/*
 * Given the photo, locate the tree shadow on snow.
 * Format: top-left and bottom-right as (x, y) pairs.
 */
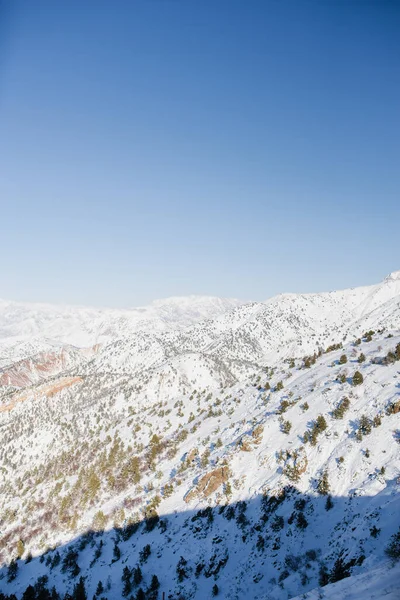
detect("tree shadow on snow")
(0, 482), (399, 600)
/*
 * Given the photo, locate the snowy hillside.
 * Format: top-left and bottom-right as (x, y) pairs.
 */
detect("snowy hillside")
(0, 273), (399, 600)
(0, 295), (244, 353)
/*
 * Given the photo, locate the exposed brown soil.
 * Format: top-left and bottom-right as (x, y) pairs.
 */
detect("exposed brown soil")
(0, 376), (83, 413)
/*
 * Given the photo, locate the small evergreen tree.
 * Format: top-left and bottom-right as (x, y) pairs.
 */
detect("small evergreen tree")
(385, 527), (400, 561)
(72, 577), (87, 600)
(370, 525), (380, 538)
(139, 544), (151, 564)
(112, 542), (121, 563)
(332, 397), (350, 419)
(95, 582), (104, 596)
(296, 512), (308, 529)
(61, 548), (80, 577)
(318, 565), (329, 587)
(7, 559), (18, 583)
(271, 515), (284, 531)
(373, 414), (382, 427)
(317, 470), (330, 495)
(136, 588), (145, 600)
(309, 414), (328, 445)
(176, 556), (188, 582)
(329, 556), (351, 583)
(22, 586), (35, 600)
(148, 574), (160, 599)
(281, 420), (292, 434)
(133, 565), (143, 586)
(122, 566), (132, 597)
(315, 415), (327, 432)
(352, 371), (363, 386)
(359, 414), (372, 435)
(339, 354), (347, 364)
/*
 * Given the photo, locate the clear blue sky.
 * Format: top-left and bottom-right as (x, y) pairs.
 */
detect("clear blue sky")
(0, 0), (399, 306)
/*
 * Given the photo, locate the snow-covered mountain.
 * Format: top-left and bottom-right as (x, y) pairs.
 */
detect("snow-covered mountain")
(0, 295), (245, 354)
(0, 273), (399, 600)
(0, 295), (244, 387)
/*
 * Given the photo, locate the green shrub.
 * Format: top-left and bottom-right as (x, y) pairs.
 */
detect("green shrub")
(281, 420), (292, 435)
(352, 371), (363, 386)
(317, 470), (330, 495)
(332, 397), (350, 419)
(359, 414), (372, 435)
(308, 415), (328, 446)
(385, 527), (400, 560)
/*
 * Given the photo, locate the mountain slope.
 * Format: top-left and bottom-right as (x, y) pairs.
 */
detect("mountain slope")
(0, 274), (399, 599)
(0, 295), (245, 352)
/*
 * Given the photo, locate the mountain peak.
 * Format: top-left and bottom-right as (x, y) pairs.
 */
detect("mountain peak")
(384, 270), (400, 282)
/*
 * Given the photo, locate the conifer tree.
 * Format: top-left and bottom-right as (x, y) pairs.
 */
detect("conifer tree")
(133, 566), (143, 586)
(7, 559), (18, 583)
(385, 527), (400, 560)
(352, 371), (363, 386)
(318, 565), (329, 587)
(317, 470), (330, 495)
(149, 575), (160, 592)
(72, 576), (87, 600)
(359, 414), (372, 435)
(122, 566), (132, 597)
(296, 512), (308, 529)
(95, 582), (103, 596)
(136, 589), (145, 600)
(112, 541), (121, 563)
(329, 556), (350, 583)
(22, 586), (35, 600)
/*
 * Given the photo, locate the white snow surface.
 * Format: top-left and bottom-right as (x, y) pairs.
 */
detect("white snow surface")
(0, 272), (399, 599)
(290, 560), (400, 599)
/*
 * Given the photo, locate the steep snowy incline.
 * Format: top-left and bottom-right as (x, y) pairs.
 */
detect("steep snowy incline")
(0, 326), (399, 600)
(290, 561), (400, 600)
(0, 272), (399, 599)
